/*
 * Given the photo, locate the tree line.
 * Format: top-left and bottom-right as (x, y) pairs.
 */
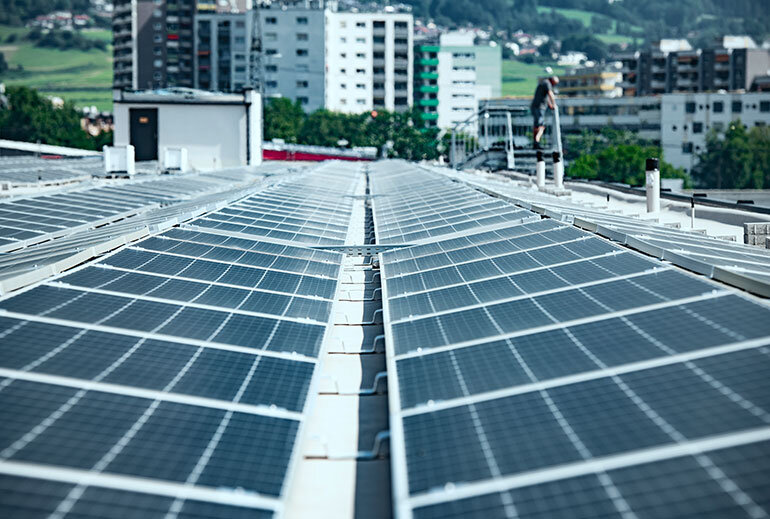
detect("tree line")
(0, 86), (112, 150)
(264, 97), (443, 161)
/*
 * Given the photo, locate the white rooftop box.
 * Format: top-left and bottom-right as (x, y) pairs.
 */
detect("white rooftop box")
(112, 88), (262, 171)
(103, 145), (135, 177)
(162, 146), (189, 172)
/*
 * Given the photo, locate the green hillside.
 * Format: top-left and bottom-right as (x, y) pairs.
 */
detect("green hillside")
(536, 6), (640, 45)
(502, 59), (566, 97)
(0, 26), (113, 111)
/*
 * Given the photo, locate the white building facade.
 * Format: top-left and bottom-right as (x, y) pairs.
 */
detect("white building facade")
(414, 31), (501, 133)
(662, 92), (770, 173)
(324, 10), (413, 113)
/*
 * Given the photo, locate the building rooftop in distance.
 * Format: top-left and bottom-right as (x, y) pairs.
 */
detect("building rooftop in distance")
(0, 158), (768, 519)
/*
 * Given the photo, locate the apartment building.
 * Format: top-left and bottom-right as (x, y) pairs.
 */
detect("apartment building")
(195, 8), (258, 92)
(618, 42), (770, 97)
(324, 10), (413, 113)
(112, 0), (196, 90)
(480, 91), (770, 172)
(557, 64), (623, 98)
(663, 92), (770, 173)
(258, 1), (326, 111)
(414, 31), (501, 131)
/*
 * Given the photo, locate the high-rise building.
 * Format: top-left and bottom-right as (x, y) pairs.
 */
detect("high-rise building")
(195, 3), (258, 93)
(414, 31), (501, 131)
(257, 1), (326, 112)
(112, 0), (196, 90)
(254, 1), (412, 113)
(324, 10), (413, 113)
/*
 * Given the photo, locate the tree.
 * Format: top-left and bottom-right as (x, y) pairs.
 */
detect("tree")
(263, 97), (305, 143)
(561, 33), (608, 61)
(693, 121), (770, 189)
(0, 85), (103, 150)
(566, 140), (690, 187)
(0, 52), (7, 75)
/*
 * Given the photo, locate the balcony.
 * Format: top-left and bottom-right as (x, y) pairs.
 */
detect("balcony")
(419, 72), (438, 80)
(419, 98), (438, 107)
(419, 85), (438, 93)
(419, 58), (438, 66)
(373, 88), (385, 97)
(650, 79), (666, 89)
(421, 112), (438, 120)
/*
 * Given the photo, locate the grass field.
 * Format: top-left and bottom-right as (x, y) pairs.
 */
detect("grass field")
(0, 25), (113, 111)
(536, 6), (641, 46)
(502, 59), (567, 97)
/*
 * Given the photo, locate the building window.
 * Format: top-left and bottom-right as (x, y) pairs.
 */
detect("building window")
(685, 102), (696, 113)
(693, 122), (703, 133)
(356, 38), (365, 44)
(297, 97), (308, 104)
(356, 68), (365, 74)
(296, 49), (308, 57)
(153, 22), (162, 30)
(265, 32), (277, 42)
(713, 101), (723, 113)
(356, 53), (365, 59)
(154, 34), (162, 43)
(356, 22), (366, 28)
(265, 17), (277, 24)
(296, 16), (308, 24)
(340, 53), (347, 58)
(153, 46), (162, 56)
(296, 80), (309, 88)
(732, 100), (742, 113)
(266, 65), (277, 72)
(266, 48), (278, 55)
(672, 125), (677, 131)
(340, 68), (346, 74)
(340, 21), (346, 28)
(153, 72), (162, 80)
(267, 80), (278, 88)
(236, 21), (245, 28)
(153, 59), (163, 68)
(340, 83), (347, 89)
(395, 21), (407, 28)
(235, 37), (245, 44)
(761, 101), (770, 112)
(340, 37), (346, 43)
(682, 142), (693, 154)
(153, 8), (162, 17)
(297, 33), (308, 41)
(357, 99), (366, 105)
(356, 83), (365, 89)
(297, 64), (309, 72)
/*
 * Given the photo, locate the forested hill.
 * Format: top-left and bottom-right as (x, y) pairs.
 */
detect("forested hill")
(404, 0), (770, 47)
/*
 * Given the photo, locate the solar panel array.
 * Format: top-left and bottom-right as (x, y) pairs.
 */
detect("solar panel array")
(372, 162), (538, 245)
(0, 162), (362, 518)
(445, 168), (770, 297)
(372, 162), (770, 519)
(0, 168), (266, 253)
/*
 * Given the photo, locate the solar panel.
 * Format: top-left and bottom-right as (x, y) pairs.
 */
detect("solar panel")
(0, 161), (362, 517)
(373, 162), (770, 519)
(444, 167), (770, 298)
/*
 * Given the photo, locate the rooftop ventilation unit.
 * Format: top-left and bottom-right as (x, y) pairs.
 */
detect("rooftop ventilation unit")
(103, 144), (135, 177)
(162, 146), (189, 173)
